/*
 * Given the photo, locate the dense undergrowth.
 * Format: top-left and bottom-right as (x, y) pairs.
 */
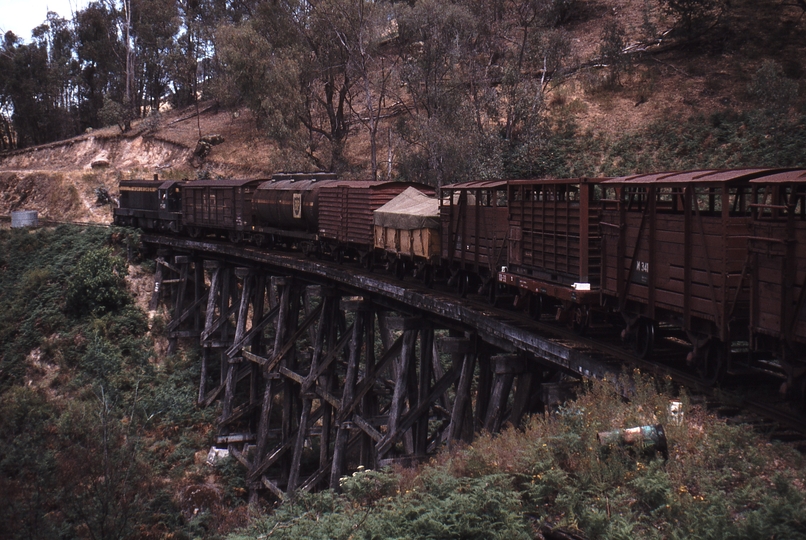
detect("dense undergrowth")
(0, 225), (241, 540)
(2, 224), (806, 540)
(230, 374), (806, 540)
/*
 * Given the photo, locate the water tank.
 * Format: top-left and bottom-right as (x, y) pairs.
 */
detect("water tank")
(11, 210), (39, 228)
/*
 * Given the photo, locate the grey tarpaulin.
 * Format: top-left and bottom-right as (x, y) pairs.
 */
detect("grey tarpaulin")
(373, 187), (440, 230)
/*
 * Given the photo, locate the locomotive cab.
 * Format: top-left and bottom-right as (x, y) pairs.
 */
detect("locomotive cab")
(158, 181), (182, 213)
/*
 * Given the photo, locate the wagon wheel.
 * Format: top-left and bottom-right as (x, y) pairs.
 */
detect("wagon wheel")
(698, 341), (726, 386)
(633, 318), (656, 359)
(571, 305), (590, 335)
(188, 226), (202, 239)
(229, 230), (244, 244)
(253, 234), (266, 247)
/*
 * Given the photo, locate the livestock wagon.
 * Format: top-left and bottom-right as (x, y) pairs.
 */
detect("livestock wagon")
(499, 177), (607, 329)
(599, 169), (776, 378)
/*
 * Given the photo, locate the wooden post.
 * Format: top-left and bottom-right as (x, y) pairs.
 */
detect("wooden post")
(484, 354), (525, 433)
(442, 336), (476, 445)
(383, 326), (418, 459)
(221, 269), (253, 425)
(474, 349), (492, 432)
(252, 278), (292, 482)
(360, 305), (378, 468)
(198, 261), (222, 406)
(330, 297), (368, 489)
(288, 290), (338, 492)
(509, 370), (535, 430)
(250, 274), (267, 408)
(415, 327), (434, 455)
(167, 255), (190, 354)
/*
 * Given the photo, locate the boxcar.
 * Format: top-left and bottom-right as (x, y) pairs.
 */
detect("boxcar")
(251, 173), (339, 247)
(115, 177), (184, 232)
(440, 180), (509, 295)
(499, 177), (607, 328)
(747, 170), (806, 399)
(182, 178), (263, 241)
(318, 180), (433, 262)
(599, 169), (774, 375)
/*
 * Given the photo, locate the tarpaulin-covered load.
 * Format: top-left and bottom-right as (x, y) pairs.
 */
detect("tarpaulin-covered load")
(373, 187), (440, 230)
(374, 187), (441, 260)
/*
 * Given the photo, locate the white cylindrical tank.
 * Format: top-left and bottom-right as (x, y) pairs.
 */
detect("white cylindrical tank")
(11, 210), (39, 228)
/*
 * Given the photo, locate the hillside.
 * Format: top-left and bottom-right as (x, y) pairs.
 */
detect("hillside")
(1, 0), (805, 226)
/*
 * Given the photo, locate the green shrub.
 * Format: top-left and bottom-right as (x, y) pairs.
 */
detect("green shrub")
(229, 373), (806, 540)
(66, 247), (130, 316)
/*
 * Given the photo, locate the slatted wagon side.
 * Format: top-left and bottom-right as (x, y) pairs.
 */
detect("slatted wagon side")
(318, 181), (433, 260)
(599, 169), (778, 367)
(747, 170), (806, 396)
(499, 178), (606, 316)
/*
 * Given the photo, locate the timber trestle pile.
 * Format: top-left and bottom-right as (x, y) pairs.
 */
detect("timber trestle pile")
(142, 234), (615, 503)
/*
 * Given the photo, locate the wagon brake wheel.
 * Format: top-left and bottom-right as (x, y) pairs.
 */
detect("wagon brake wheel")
(394, 259), (406, 280)
(421, 264), (434, 288)
(633, 318), (655, 359)
(529, 294), (543, 321)
(570, 305), (590, 335)
(698, 341), (726, 386)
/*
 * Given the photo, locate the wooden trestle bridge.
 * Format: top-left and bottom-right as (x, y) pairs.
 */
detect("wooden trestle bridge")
(142, 234), (615, 503)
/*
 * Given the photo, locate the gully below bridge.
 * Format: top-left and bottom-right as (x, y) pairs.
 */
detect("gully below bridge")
(142, 233), (627, 503)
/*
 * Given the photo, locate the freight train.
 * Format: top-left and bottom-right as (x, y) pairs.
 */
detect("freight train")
(114, 168), (806, 407)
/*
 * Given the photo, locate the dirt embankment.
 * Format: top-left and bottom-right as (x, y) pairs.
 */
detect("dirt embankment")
(0, 103), (289, 223)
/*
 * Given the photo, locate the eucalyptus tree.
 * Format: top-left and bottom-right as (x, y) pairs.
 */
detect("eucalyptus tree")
(0, 16), (80, 146)
(75, 2), (125, 128)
